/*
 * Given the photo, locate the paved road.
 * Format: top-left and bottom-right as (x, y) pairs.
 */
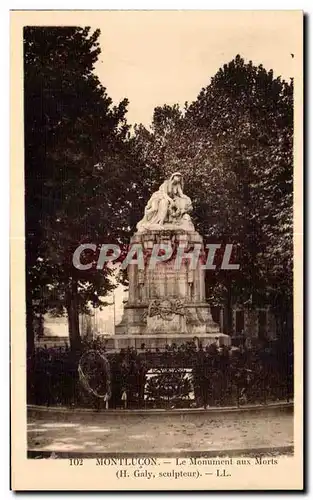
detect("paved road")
(28, 405), (293, 456)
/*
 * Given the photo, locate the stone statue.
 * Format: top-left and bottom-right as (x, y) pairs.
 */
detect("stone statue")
(136, 172), (194, 232)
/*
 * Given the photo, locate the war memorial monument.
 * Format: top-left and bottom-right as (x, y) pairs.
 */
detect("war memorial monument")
(107, 172), (230, 350)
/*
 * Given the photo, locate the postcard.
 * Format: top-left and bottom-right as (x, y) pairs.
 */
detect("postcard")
(11, 9), (303, 491)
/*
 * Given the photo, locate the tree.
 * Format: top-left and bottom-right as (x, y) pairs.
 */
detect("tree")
(187, 56), (293, 317)
(24, 27), (144, 352)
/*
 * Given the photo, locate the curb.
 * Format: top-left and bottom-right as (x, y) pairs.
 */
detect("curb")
(28, 401), (293, 416)
(27, 445), (294, 459)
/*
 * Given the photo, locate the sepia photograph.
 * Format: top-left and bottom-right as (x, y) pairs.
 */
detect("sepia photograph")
(10, 9), (303, 490)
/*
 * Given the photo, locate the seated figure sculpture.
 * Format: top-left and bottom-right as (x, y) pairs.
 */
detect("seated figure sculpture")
(136, 172), (195, 232)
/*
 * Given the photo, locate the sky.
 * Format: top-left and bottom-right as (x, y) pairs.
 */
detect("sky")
(93, 10), (299, 127)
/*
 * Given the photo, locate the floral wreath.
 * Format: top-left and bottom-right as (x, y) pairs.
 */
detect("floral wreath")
(78, 349), (111, 400)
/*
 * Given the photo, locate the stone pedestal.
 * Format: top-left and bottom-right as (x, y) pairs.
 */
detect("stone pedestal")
(102, 333), (231, 351)
(115, 228), (224, 347)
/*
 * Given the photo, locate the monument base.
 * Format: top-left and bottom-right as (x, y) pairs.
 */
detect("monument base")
(101, 333), (231, 351)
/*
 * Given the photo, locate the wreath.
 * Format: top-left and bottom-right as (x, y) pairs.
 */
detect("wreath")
(78, 350), (111, 400)
(145, 368), (193, 401)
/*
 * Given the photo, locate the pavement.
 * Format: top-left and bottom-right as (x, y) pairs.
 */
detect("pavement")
(28, 403), (293, 458)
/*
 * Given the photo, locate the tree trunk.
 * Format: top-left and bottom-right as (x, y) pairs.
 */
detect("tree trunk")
(37, 312), (44, 338)
(66, 278), (81, 352)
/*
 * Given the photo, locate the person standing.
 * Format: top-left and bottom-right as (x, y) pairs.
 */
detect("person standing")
(103, 392), (109, 410)
(121, 389), (127, 409)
